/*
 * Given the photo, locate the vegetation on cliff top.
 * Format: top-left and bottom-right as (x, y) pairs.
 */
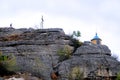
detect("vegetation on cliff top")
(70, 31), (82, 52)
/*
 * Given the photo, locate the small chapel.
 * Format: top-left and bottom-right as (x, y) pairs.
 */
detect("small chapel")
(91, 33), (102, 45)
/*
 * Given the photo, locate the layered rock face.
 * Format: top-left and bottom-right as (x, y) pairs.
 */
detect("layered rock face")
(0, 27), (120, 80)
(59, 42), (120, 79)
(74, 42), (111, 56)
(0, 27), (71, 80)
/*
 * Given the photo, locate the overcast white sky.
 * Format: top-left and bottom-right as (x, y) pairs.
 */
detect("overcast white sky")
(0, 0), (120, 60)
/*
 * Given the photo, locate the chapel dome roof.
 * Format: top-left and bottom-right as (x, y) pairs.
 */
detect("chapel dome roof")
(91, 33), (101, 41)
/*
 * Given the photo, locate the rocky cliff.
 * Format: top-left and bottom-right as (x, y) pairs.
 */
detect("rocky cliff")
(0, 27), (72, 80)
(0, 27), (120, 80)
(59, 41), (120, 80)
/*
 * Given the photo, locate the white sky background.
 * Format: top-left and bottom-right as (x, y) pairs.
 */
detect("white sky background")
(0, 0), (120, 60)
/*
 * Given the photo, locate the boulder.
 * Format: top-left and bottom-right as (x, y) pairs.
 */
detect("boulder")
(74, 42), (111, 55)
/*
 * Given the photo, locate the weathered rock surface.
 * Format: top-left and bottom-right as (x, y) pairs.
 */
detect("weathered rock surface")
(0, 27), (120, 80)
(59, 42), (120, 79)
(0, 27), (72, 80)
(74, 42), (111, 55)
